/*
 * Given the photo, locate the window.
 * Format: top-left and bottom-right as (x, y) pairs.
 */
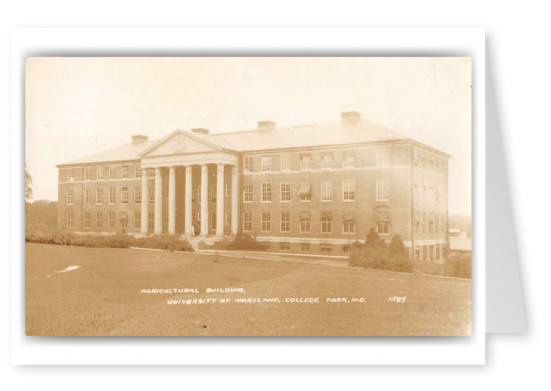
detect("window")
(376, 178), (389, 201)
(148, 186), (155, 203)
(300, 154), (312, 170)
(96, 212), (102, 228)
(343, 154), (355, 168)
(280, 182), (291, 202)
(66, 211), (73, 228)
(435, 214), (440, 234)
(414, 212), (420, 234)
(261, 182), (272, 202)
(197, 212), (201, 221)
(414, 183), (420, 202)
(321, 180), (333, 202)
(84, 167), (92, 181)
(84, 188), (91, 204)
(300, 212), (311, 233)
(210, 213), (216, 231)
(376, 148), (390, 167)
(134, 212), (141, 229)
(225, 183), (230, 197)
(342, 245), (351, 254)
(375, 207), (391, 235)
(435, 245), (441, 261)
(148, 212), (154, 229)
(279, 242), (291, 252)
(135, 165), (141, 178)
(67, 169), (74, 182)
(134, 187), (141, 203)
(109, 187), (116, 204)
(96, 189), (103, 204)
(122, 187), (131, 204)
(244, 157), (253, 172)
(320, 244), (332, 253)
(414, 150), (419, 167)
(261, 156), (272, 172)
(342, 179), (355, 201)
(122, 166), (129, 179)
(97, 167), (103, 180)
(120, 212), (128, 229)
(147, 168), (155, 177)
(377, 220), (390, 235)
(225, 211), (230, 225)
(84, 212), (91, 228)
(108, 212), (115, 229)
(109, 166), (116, 179)
(300, 243), (310, 253)
(210, 185), (217, 203)
(321, 213), (333, 233)
(280, 212), (290, 233)
(343, 214), (355, 234)
(321, 153), (334, 169)
(428, 213), (434, 234)
(299, 181), (312, 201)
(261, 212), (271, 232)
(280, 154), (290, 171)
(243, 186), (253, 202)
(66, 188), (73, 205)
(422, 212), (427, 234)
(243, 212), (252, 231)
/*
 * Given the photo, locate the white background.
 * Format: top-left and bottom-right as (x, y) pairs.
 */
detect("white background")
(1, 0), (549, 389)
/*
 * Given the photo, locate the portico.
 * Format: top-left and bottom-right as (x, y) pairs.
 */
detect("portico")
(138, 130), (239, 237)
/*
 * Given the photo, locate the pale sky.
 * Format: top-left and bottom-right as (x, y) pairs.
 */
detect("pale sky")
(25, 57), (471, 215)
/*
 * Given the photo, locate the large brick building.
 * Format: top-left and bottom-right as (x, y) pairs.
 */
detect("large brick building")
(57, 111), (449, 260)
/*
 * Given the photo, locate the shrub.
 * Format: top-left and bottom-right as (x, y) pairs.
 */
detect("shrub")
(348, 232), (412, 273)
(446, 253), (472, 279)
(25, 230), (194, 252)
(227, 232), (269, 251)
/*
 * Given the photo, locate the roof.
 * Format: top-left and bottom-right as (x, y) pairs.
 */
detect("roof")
(207, 119), (416, 152)
(58, 139), (157, 166)
(58, 117), (449, 166)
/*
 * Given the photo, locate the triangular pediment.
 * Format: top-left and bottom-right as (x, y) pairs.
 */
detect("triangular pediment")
(139, 130), (224, 157)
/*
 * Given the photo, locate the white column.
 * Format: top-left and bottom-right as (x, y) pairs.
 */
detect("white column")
(140, 168), (149, 234)
(216, 163), (224, 236)
(200, 164), (208, 236)
(168, 166), (176, 234)
(231, 165), (238, 235)
(184, 165), (192, 235)
(154, 167), (163, 234)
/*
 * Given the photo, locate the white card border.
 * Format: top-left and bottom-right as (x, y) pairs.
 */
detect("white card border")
(10, 27), (485, 365)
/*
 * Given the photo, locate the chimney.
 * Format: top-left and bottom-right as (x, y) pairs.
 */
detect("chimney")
(257, 121), (276, 131)
(191, 128), (209, 135)
(340, 111), (361, 124)
(132, 135), (148, 144)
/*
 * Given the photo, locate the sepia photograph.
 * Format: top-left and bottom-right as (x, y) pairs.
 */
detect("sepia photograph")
(24, 57), (472, 336)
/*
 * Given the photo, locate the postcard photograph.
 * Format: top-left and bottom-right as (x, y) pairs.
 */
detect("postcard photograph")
(24, 57), (472, 336)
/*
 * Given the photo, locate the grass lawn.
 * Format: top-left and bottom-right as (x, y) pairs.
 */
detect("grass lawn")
(25, 243), (471, 336)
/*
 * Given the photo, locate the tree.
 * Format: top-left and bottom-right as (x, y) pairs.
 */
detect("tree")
(365, 228), (381, 248)
(25, 165), (33, 204)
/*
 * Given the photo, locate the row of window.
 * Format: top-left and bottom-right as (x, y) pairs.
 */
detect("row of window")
(244, 148), (390, 173)
(67, 210), (231, 230)
(414, 212), (446, 235)
(262, 241), (353, 254)
(243, 178), (389, 203)
(242, 211), (390, 235)
(66, 211), (145, 229)
(65, 166), (155, 182)
(414, 244), (446, 262)
(67, 187), (149, 205)
(68, 183), (234, 206)
(413, 149), (447, 174)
